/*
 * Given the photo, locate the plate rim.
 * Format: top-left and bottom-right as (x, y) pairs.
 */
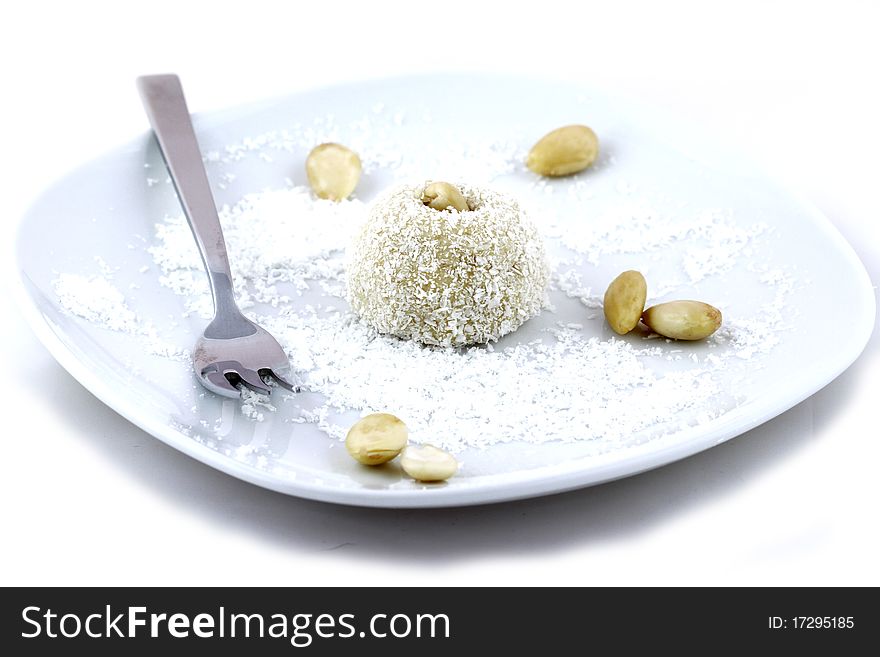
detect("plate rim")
(10, 73), (877, 508)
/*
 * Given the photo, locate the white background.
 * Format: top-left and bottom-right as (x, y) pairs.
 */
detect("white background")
(2, 1), (878, 585)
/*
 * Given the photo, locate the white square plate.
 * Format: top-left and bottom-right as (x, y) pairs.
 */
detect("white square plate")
(13, 75), (875, 507)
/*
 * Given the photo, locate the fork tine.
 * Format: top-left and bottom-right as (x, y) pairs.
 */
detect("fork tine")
(203, 371), (242, 398)
(265, 369), (300, 393)
(236, 368), (272, 395)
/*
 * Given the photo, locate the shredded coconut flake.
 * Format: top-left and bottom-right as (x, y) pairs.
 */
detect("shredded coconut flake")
(53, 106), (797, 450)
(54, 274), (140, 332)
(53, 274), (188, 360)
(347, 183), (548, 346)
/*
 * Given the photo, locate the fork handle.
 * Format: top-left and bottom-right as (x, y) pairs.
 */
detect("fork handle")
(137, 74), (241, 324)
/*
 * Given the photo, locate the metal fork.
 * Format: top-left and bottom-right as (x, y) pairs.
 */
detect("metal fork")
(137, 74), (297, 398)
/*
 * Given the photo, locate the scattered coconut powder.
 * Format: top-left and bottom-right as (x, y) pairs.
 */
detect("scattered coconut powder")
(53, 274), (188, 360)
(52, 110), (795, 453)
(145, 186), (784, 451)
(54, 274), (140, 332)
